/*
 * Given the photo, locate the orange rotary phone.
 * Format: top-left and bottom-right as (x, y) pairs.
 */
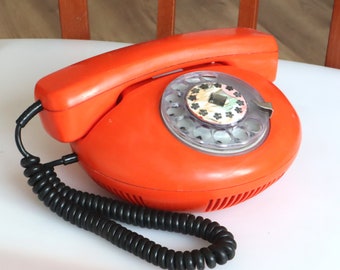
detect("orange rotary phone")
(16, 28), (300, 269)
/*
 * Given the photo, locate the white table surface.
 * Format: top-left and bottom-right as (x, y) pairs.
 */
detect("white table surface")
(0, 39), (339, 270)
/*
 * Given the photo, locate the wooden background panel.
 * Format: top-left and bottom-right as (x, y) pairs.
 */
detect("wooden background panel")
(258, 0), (333, 64)
(0, 0), (334, 65)
(0, 0), (60, 38)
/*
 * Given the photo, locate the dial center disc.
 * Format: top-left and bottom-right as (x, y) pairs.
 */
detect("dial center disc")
(186, 82), (247, 126)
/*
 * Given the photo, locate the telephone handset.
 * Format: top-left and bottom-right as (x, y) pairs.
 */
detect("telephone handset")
(35, 28), (278, 143)
(16, 28), (301, 269)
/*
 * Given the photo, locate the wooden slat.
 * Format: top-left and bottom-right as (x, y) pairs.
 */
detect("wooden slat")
(325, 0), (340, 68)
(238, 0), (259, 29)
(157, 0), (176, 38)
(58, 0), (90, 39)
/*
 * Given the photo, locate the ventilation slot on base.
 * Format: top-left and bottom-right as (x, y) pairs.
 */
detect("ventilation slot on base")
(101, 184), (146, 206)
(205, 178), (279, 211)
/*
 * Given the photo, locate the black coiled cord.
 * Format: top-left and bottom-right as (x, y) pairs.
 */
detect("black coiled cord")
(15, 101), (237, 270)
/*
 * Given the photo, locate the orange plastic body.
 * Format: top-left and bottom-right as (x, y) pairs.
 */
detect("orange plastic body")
(34, 28), (301, 211)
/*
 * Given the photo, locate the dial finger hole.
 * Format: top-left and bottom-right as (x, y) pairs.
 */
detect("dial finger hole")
(193, 126), (212, 142)
(167, 107), (185, 118)
(244, 118), (261, 133)
(213, 130), (232, 145)
(176, 118), (195, 134)
(185, 77), (201, 84)
(232, 127), (249, 141)
(165, 94), (181, 104)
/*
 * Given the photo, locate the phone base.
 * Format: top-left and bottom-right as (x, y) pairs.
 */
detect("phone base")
(72, 65), (300, 212)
